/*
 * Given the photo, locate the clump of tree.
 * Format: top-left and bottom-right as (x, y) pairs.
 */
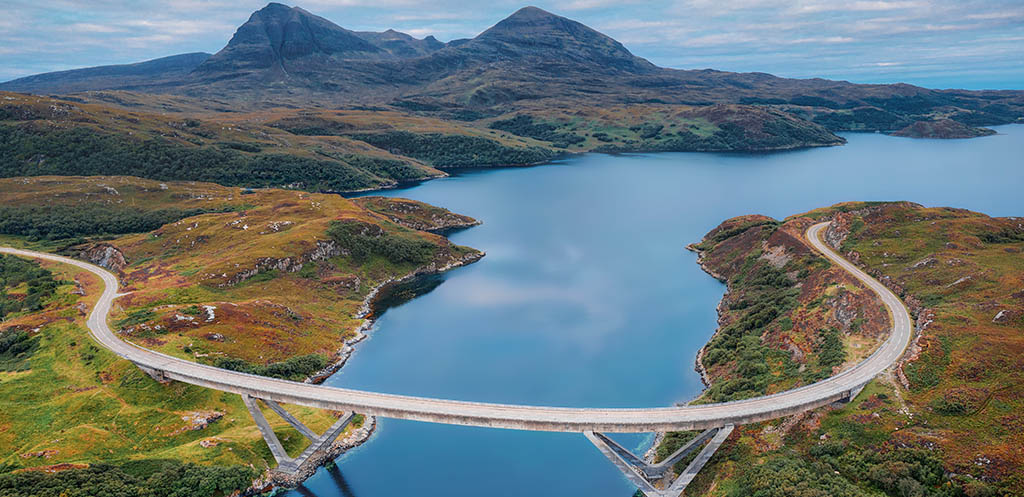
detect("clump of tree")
(214, 353), (327, 381)
(0, 461), (256, 497)
(327, 220), (437, 264)
(0, 329), (38, 371)
(978, 228), (1024, 244)
(728, 444), (991, 497)
(489, 115), (586, 148)
(0, 205), (223, 241)
(347, 131), (556, 168)
(314, 150), (427, 181)
(811, 107), (911, 132)
(1, 254), (58, 319)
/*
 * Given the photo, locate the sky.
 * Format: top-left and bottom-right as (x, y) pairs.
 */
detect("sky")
(2, 0), (1022, 89)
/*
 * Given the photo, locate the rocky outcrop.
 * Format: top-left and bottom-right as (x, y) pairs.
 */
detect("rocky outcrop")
(78, 243), (128, 272)
(992, 309), (1020, 324)
(354, 197), (481, 233)
(221, 239), (341, 286)
(824, 212), (853, 251)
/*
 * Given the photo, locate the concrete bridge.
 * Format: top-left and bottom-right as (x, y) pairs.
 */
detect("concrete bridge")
(0, 222), (913, 496)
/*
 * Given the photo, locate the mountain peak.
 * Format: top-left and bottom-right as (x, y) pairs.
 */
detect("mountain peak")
(194, 3), (386, 78)
(507, 6), (557, 19)
(473, 6), (655, 73)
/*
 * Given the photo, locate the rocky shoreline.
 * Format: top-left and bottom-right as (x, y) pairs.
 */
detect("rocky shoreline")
(306, 248), (485, 385)
(249, 248), (485, 494)
(636, 242), (732, 468)
(684, 242), (727, 389)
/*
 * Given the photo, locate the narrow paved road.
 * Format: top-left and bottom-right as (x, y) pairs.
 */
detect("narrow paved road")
(0, 222), (912, 432)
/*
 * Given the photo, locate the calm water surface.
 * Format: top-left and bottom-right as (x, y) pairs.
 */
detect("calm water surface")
(286, 126), (1023, 497)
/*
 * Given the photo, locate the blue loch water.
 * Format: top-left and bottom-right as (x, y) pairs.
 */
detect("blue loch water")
(285, 125), (1023, 497)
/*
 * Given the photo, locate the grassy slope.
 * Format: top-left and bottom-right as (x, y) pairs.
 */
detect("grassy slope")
(1, 92), (848, 193)
(0, 176), (481, 366)
(0, 92), (446, 192)
(484, 104), (845, 154)
(354, 196), (480, 232)
(0, 260), (356, 479)
(685, 212), (888, 404)
(0, 92), (560, 189)
(0, 175), (481, 485)
(662, 202), (1023, 497)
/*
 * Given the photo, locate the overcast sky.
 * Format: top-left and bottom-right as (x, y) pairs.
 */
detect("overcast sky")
(3, 0), (1022, 89)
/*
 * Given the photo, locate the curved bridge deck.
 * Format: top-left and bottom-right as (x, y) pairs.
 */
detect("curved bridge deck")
(0, 222), (912, 433)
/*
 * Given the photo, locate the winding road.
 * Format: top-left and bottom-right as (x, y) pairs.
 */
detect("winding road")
(0, 222), (912, 432)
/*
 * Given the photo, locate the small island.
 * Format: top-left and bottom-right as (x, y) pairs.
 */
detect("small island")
(892, 118), (997, 139)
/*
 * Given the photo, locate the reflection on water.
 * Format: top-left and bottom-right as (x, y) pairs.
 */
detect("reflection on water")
(286, 126), (1023, 497)
(293, 465), (358, 497)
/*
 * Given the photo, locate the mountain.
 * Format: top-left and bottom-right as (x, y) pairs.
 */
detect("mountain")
(468, 6), (654, 73)
(2, 3), (1023, 133)
(0, 52), (210, 94)
(190, 2), (445, 89)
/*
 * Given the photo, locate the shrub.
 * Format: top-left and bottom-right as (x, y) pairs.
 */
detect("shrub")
(489, 115), (586, 147)
(0, 254), (58, 319)
(327, 220), (436, 265)
(0, 461), (256, 497)
(214, 354), (327, 381)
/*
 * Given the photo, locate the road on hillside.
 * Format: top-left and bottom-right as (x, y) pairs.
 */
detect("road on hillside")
(0, 222), (912, 432)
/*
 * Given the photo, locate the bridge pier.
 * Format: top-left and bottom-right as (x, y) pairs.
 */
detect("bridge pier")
(135, 364), (169, 384)
(835, 383), (868, 406)
(241, 394), (355, 475)
(586, 426), (734, 497)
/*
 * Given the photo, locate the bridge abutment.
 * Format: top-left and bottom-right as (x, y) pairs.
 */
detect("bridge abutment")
(241, 394), (356, 475)
(135, 364), (169, 384)
(586, 426), (734, 497)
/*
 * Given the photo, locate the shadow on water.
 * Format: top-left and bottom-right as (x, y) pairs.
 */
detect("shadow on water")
(370, 273), (446, 317)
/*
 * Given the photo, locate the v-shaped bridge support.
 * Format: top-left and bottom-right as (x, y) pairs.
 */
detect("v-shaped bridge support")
(242, 394), (356, 474)
(585, 425), (734, 497)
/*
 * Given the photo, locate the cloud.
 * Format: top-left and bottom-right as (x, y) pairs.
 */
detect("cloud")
(791, 0), (927, 14)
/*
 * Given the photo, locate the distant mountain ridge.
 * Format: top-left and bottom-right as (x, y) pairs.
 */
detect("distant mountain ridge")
(0, 52), (211, 94)
(2, 3), (1022, 132)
